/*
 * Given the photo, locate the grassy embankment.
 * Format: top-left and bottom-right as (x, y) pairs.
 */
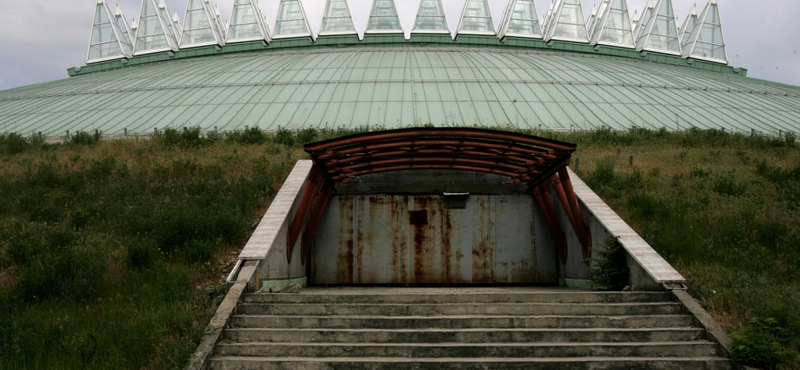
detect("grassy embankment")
(0, 127), (798, 369)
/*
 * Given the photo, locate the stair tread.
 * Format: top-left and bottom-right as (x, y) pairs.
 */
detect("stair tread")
(217, 341), (717, 347)
(225, 327), (701, 332)
(211, 356), (731, 362)
(231, 314), (692, 319)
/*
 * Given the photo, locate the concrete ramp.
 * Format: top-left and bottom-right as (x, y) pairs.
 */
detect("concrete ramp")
(208, 287), (732, 369)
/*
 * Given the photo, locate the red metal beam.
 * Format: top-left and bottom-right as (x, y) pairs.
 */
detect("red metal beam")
(333, 157), (532, 174)
(332, 164), (529, 181)
(550, 174), (592, 259)
(300, 183), (334, 265)
(533, 183), (568, 264)
(286, 168), (323, 263)
(305, 128), (577, 152)
(558, 169), (592, 258)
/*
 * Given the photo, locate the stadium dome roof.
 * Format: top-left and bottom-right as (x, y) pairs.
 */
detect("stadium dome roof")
(1, 0), (799, 139)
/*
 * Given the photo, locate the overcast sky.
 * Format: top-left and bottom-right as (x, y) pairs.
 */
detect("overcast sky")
(0, 0), (798, 92)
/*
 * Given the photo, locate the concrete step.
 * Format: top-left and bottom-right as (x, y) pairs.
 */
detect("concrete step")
(208, 356), (734, 370)
(243, 291), (676, 304)
(230, 314), (695, 329)
(214, 341), (720, 358)
(235, 302), (684, 316)
(222, 327), (706, 343)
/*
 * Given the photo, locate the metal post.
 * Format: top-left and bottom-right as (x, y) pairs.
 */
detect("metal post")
(124, 128), (128, 136)
(66, 130), (70, 139)
(574, 158), (580, 173)
(629, 156), (634, 166)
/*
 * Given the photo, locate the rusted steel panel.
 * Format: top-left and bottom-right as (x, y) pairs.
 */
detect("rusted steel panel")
(311, 194), (541, 285)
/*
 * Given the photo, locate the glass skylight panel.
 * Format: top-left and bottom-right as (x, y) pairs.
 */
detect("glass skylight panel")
(682, 0), (727, 64)
(544, 0), (588, 42)
(320, 0), (357, 36)
(586, 4), (598, 39)
(172, 12), (184, 37)
(634, 0), (653, 44)
(413, 0), (450, 34)
(114, 4), (134, 47)
(88, 0), (132, 64)
(679, 4), (698, 48)
(591, 0), (634, 48)
(213, 4), (228, 39)
(158, 0), (181, 46)
(181, 0), (224, 47)
(498, 0), (542, 39)
(635, 0), (680, 55)
(134, 0), (178, 55)
(274, 0), (313, 39)
(366, 0), (403, 33)
(228, 0), (271, 42)
(457, 0), (495, 36)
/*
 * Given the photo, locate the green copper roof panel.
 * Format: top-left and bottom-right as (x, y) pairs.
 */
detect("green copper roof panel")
(1, 47), (799, 137)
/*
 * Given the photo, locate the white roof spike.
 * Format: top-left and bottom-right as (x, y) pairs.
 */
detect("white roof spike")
(157, 0), (181, 43)
(413, 0), (450, 34)
(114, 3), (135, 48)
(213, 4), (227, 39)
(679, 4), (698, 47)
(273, 0), (314, 40)
(634, 0), (654, 42)
(88, 0), (132, 64)
(320, 0), (357, 36)
(180, 0), (225, 48)
(682, 0), (727, 64)
(227, 0), (272, 43)
(634, 0), (681, 55)
(591, 0), (635, 48)
(498, 0), (542, 39)
(366, 0), (403, 34)
(542, 1), (555, 34)
(172, 11), (183, 37)
(457, 0), (496, 36)
(586, 4), (598, 38)
(133, 0), (178, 55)
(544, 0), (589, 43)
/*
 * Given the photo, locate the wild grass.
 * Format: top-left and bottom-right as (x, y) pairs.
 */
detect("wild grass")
(1, 126), (798, 369)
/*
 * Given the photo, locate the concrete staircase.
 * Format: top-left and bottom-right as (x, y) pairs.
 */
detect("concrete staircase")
(208, 287), (732, 370)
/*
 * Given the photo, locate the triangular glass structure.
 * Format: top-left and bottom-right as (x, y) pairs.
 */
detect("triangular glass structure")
(457, 0), (495, 36)
(180, 0), (225, 48)
(366, 0), (403, 34)
(542, 1), (555, 35)
(498, 0), (542, 39)
(679, 4), (698, 48)
(172, 12), (184, 38)
(273, 0), (314, 39)
(227, 0), (272, 43)
(544, 0), (588, 42)
(591, 0), (634, 47)
(213, 4), (228, 39)
(158, 0), (181, 47)
(586, 4), (598, 39)
(134, 0), (179, 55)
(114, 4), (135, 48)
(633, 0), (653, 44)
(682, 0), (727, 63)
(320, 0), (357, 36)
(634, 0), (680, 55)
(88, 0), (133, 64)
(413, 0), (450, 34)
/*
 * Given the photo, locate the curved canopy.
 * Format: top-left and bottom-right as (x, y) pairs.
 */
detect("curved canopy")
(305, 128), (576, 185)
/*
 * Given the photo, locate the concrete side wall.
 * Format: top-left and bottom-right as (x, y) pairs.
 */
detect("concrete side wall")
(236, 160), (314, 289)
(561, 168), (686, 290)
(311, 194), (556, 285)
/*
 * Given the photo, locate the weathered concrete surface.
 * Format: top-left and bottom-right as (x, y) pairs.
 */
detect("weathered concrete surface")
(311, 195), (545, 284)
(208, 287), (732, 370)
(673, 290), (735, 358)
(568, 168), (686, 286)
(183, 282), (246, 370)
(237, 160), (313, 285)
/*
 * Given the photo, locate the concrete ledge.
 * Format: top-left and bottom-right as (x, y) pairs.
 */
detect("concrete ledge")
(183, 282), (246, 370)
(239, 160), (313, 260)
(569, 168), (686, 285)
(672, 290), (734, 359)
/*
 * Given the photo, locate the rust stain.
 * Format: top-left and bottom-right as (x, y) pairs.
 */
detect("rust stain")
(335, 196), (354, 284)
(472, 196), (495, 284)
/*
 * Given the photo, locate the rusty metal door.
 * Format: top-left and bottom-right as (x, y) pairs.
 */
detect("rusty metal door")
(311, 195), (549, 284)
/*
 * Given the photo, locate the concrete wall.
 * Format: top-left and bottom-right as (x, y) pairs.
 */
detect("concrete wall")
(232, 162), (684, 292)
(311, 194), (556, 285)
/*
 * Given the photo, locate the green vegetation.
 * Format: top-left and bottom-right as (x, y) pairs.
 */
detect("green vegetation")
(588, 238), (630, 291)
(1, 126), (798, 369)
